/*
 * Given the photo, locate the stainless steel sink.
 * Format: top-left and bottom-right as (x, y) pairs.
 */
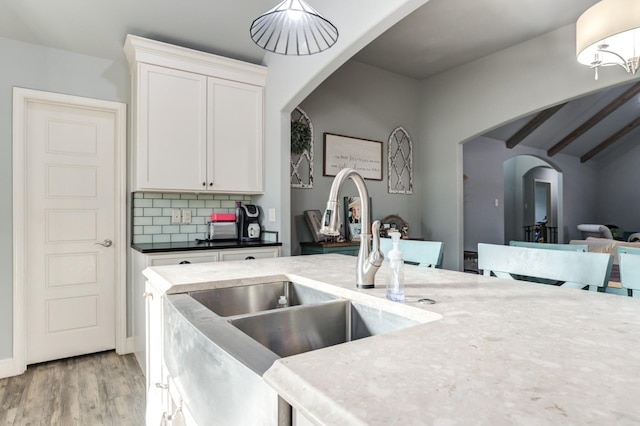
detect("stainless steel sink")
(229, 299), (421, 358)
(189, 281), (337, 317)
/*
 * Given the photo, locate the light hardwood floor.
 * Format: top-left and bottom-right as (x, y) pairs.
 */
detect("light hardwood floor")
(0, 351), (145, 426)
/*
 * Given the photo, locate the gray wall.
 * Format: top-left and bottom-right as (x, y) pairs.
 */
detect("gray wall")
(595, 134), (640, 235)
(417, 24), (634, 270)
(463, 135), (607, 252)
(0, 37), (130, 359)
(290, 60), (422, 254)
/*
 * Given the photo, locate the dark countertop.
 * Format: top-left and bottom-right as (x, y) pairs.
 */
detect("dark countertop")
(131, 240), (282, 254)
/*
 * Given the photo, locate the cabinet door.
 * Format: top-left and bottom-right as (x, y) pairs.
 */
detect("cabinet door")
(135, 63), (207, 191)
(207, 77), (263, 193)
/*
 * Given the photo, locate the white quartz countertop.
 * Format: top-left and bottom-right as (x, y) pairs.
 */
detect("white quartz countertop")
(144, 254), (640, 425)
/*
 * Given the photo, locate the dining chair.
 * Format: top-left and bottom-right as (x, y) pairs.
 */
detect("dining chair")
(478, 243), (613, 291)
(509, 241), (588, 252)
(605, 246), (640, 297)
(380, 238), (444, 268)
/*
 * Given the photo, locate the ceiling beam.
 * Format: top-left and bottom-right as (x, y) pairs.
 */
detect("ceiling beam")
(506, 103), (566, 149)
(547, 81), (640, 157)
(580, 116), (640, 163)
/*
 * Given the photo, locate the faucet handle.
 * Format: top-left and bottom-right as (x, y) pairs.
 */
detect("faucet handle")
(370, 220), (383, 265)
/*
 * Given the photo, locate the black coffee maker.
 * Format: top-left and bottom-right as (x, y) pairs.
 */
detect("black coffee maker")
(238, 204), (261, 241)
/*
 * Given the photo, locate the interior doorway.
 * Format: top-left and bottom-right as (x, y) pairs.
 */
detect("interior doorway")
(503, 155), (563, 244)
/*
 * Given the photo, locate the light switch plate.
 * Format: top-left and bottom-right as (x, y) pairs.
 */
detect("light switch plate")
(171, 209), (181, 224)
(182, 209), (192, 224)
(268, 208), (276, 222)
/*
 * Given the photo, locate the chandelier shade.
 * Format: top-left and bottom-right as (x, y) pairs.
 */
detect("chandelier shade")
(576, 0), (640, 79)
(250, 0), (338, 56)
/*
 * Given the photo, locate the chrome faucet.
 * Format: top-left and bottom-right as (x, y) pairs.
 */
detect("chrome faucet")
(320, 168), (383, 288)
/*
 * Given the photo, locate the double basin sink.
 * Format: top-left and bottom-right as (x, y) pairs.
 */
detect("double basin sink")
(164, 279), (438, 425)
(188, 280), (423, 358)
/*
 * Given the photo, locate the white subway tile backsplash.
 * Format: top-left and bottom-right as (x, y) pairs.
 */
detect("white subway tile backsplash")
(170, 234), (188, 242)
(134, 199), (153, 208)
(180, 225), (197, 234)
(134, 217), (153, 226)
(221, 201), (237, 208)
(152, 234), (171, 243)
(162, 225), (180, 234)
(153, 216), (171, 226)
(153, 199), (171, 208)
(143, 225), (162, 234)
(132, 192), (249, 243)
(143, 208), (162, 216)
(133, 235), (153, 244)
(171, 200), (189, 208)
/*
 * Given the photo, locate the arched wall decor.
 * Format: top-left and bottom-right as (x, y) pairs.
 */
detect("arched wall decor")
(388, 126), (413, 194)
(290, 107), (314, 188)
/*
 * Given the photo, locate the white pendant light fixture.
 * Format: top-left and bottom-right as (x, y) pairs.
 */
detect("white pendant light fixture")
(576, 0), (640, 80)
(250, 0), (338, 56)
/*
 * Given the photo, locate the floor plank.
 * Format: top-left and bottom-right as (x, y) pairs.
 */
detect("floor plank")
(0, 351), (144, 426)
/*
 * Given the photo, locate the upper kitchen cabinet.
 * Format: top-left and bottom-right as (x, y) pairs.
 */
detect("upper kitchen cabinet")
(124, 35), (267, 194)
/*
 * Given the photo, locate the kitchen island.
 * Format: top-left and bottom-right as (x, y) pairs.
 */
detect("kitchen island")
(143, 254), (640, 425)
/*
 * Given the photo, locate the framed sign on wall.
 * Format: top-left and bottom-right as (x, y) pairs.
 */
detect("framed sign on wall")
(322, 133), (383, 180)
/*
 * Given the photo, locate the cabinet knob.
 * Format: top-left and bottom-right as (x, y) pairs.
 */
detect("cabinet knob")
(202, 182), (206, 186)
(209, 182), (213, 186)
(245, 256), (256, 260)
(143, 292), (154, 300)
(179, 261), (191, 264)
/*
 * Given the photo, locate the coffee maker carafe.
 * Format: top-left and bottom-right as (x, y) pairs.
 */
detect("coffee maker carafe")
(239, 204), (261, 241)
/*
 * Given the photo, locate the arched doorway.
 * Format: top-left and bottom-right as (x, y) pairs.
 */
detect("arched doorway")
(504, 155), (563, 244)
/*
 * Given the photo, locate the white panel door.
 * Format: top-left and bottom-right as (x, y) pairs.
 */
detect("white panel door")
(208, 77), (263, 193)
(25, 99), (117, 364)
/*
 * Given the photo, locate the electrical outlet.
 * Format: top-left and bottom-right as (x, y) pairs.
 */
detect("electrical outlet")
(181, 209), (192, 224)
(268, 208), (276, 222)
(171, 209), (181, 224)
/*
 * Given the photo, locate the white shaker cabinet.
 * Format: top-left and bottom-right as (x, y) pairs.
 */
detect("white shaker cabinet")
(135, 64), (208, 192)
(125, 35), (267, 194)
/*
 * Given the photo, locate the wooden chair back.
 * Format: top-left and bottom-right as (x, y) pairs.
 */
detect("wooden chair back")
(478, 243), (613, 291)
(606, 246), (640, 297)
(509, 241), (588, 252)
(380, 238), (444, 268)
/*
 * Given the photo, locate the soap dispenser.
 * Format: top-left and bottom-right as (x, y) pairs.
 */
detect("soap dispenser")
(386, 232), (405, 302)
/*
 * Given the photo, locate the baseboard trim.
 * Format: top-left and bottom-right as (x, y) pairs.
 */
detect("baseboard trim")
(121, 336), (135, 355)
(0, 357), (24, 379)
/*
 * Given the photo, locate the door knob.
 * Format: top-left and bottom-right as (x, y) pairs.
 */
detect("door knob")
(94, 239), (113, 247)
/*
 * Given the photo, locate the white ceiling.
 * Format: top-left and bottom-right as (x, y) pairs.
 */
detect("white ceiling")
(2, 0), (635, 161)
